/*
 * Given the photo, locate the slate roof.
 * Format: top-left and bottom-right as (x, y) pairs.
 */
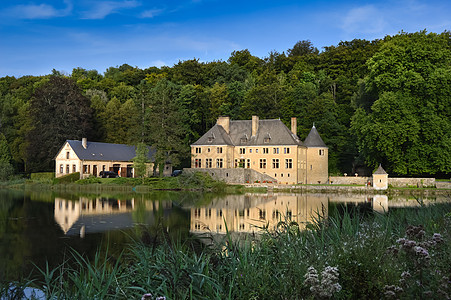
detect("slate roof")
(193, 119), (302, 146)
(373, 164), (388, 175)
(303, 125), (327, 148)
(64, 140), (155, 162)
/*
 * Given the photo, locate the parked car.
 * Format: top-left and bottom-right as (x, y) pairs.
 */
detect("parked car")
(99, 171), (119, 178)
(171, 170), (182, 177)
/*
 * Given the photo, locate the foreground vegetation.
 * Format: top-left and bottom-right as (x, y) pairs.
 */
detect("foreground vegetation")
(3, 201), (450, 299)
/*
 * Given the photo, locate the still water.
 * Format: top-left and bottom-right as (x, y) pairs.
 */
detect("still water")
(0, 189), (445, 283)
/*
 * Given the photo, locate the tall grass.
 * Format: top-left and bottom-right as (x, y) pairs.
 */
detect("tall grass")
(4, 202), (450, 299)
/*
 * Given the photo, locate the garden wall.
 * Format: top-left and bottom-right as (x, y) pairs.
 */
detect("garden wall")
(184, 168), (277, 184)
(329, 176), (436, 187)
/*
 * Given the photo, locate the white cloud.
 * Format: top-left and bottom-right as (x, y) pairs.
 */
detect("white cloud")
(151, 60), (167, 68)
(341, 5), (387, 35)
(81, 0), (140, 19)
(140, 9), (164, 18)
(3, 0), (72, 19)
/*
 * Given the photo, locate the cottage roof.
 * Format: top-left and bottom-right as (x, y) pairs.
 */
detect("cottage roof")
(65, 140), (155, 162)
(373, 164), (388, 175)
(193, 119), (302, 146)
(303, 125), (327, 148)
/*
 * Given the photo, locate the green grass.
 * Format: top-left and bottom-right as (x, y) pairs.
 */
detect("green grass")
(4, 201), (450, 299)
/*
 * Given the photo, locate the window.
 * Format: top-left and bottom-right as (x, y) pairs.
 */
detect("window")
(272, 159), (279, 169)
(194, 208), (201, 217)
(259, 209), (266, 220)
(205, 209), (212, 218)
(195, 147), (202, 154)
(207, 148), (211, 153)
(260, 159), (266, 169)
(217, 147), (222, 154)
(239, 223), (245, 230)
(66, 151), (70, 159)
(195, 159), (202, 168)
(285, 159), (293, 169)
(102, 165), (106, 171)
(319, 149), (325, 156)
(246, 159), (251, 168)
(249, 149), (252, 153)
(206, 158), (212, 168)
(273, 148), (279, 154)
(240, 148), (246, 154)
(83, 165), (88, 174)
(263, 148), (269, 154)
(256, 149), (259, 153)
(216, 158), (223, 168)
(310, 165), (313, 170)
(217, 209), (223, 217)
(72, 165), (76, 173)
(66, 165), (70, 173)
(60, 164), (64, 173)
(284, 147), (290, 154)
(264, 137), (271, 143)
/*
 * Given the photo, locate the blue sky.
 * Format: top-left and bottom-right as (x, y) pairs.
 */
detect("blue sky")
(0, 0), (449, 77)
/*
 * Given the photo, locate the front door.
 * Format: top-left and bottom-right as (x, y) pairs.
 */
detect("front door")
(93, 165), (97, 177)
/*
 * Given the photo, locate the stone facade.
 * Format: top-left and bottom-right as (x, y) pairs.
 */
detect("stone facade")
(190, 116), (328, 185)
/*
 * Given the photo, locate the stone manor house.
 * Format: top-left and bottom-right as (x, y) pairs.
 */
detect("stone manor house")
(190, 116), (328, 185)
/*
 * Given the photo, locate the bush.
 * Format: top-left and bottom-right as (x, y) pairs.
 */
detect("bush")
(53, 172), (80, 184)
(30, 172), (54, 182)
(0, 161), (14, 181)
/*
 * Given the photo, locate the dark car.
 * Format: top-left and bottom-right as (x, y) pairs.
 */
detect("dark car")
(99, 171), (119, 178)
(171, 170), (182, 177)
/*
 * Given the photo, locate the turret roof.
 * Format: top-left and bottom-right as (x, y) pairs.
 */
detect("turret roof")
(373, 164), (388, 175)
(303, 125), (327, 148)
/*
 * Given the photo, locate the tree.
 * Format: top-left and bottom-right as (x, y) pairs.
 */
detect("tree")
(352, 31), (451, 176)
(133, 142), (149, 178)
(287, 40), (319, 57)
(142, 78), (187, 174)
(0, 133), (14, 180)
(26, 76), (93, 172)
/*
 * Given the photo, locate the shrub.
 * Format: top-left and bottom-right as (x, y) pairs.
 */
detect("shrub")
(30, 172), (54, 182)
(53, 172), (80, 184)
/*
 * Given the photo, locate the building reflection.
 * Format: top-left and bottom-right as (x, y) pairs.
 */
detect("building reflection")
(189, 193), (392, 234)
(54, 197), (172, 236)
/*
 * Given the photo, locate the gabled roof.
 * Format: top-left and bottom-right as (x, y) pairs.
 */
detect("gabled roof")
(63, 140), (155, 162)
(193, 119), (302, 146)
(303, 125), (327, 148)
(373, 164), (388, 175)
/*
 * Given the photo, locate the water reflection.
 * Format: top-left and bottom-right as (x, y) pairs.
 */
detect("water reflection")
(54, 197), (174, 236)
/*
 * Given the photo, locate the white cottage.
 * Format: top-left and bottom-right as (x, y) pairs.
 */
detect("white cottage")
(54, 138), (171, 178)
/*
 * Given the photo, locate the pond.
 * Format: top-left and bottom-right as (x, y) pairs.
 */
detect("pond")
(0, 188), (446, 285)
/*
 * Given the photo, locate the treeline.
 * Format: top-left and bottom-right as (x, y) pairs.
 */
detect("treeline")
(0, 30), (450, 178)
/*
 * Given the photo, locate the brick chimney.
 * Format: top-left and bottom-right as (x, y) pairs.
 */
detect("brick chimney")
(252, 115), (259, 136)
(291, 117), (297, 135)
(217, 116), (230, 134)
(82, 138), (87, 149)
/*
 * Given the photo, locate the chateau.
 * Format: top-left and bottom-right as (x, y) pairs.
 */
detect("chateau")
(190, 116), (328, 184)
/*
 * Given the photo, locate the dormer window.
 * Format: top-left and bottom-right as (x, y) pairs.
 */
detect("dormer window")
(240, 134), (248, 143)
(208, 133), (215, 142)
(264, 133), (271, 143)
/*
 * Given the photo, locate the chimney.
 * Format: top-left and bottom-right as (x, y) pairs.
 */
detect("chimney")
(291, 117), (297, 135)
(82, 138), (87, 149)
(217, 116), (230, 134)
(252, 115), (259, 136)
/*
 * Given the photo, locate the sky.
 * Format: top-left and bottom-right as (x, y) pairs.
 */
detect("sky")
(0, 0), (449, 77)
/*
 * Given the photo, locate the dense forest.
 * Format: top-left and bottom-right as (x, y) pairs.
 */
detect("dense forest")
(0, 30), (450, 178)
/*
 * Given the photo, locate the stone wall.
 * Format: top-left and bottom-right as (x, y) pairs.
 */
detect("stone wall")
(436, 181), (451, 189)
(388, 178), (435, 188)
(329, 176), (437, 187)
(184, 168), (277, 184)
(329, 176), (371, 185)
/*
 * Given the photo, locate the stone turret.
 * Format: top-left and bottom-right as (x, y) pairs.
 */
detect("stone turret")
(373, 164), (388, 190)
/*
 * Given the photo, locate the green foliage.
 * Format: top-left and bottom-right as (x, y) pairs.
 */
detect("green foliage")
(133, 143), (150, 178)
(53, 172), (80, 184)
(75, 176), (102, 184)
(30, 172), (54, 181)
(0, 30), (449, 177)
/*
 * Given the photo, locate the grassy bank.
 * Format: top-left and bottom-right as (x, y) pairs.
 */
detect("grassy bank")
(4, 202), (450, 299)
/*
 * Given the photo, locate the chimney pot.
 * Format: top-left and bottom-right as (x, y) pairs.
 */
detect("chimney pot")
(252, 115), (259, 136)
(291, 117), (297, 135)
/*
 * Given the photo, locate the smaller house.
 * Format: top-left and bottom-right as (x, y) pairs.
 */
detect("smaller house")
(373, 164), (388, 190)
(54, 138), (171, 178)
